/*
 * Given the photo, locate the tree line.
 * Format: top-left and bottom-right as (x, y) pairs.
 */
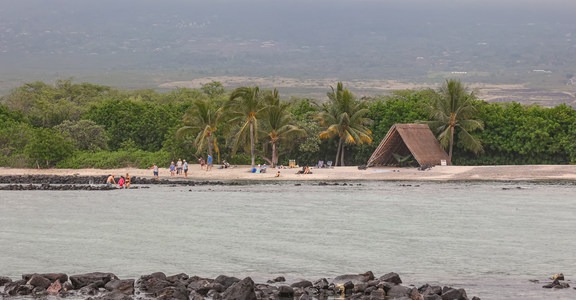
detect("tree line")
(1, 79), (575, 169)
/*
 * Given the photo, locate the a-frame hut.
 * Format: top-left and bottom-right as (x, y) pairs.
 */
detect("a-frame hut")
(366, 124), (450, 167)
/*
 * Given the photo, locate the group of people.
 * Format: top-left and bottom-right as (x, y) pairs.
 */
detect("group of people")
(169, 158), (189, 177)
(296, 165), (312, 174)
(198, 154), (213, 171)
(150, 154), (215, 179)
(251, 164), (268, 174)
(105, 173), (131, 188)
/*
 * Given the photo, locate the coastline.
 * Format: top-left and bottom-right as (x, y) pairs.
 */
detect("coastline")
(1, 165), (576, 182)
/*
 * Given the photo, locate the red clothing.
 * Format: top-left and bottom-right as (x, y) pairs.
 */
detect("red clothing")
(118, 177), (125, 187)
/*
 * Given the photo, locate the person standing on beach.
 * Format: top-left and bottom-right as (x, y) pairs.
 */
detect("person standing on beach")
(183, 160), (189, 177)
(151, 164), (159, 179)
(125, 173), (131, 189)
(176, 159), (183, 175)
(169, 161), (176, 176)
(206, 154), (213, 171)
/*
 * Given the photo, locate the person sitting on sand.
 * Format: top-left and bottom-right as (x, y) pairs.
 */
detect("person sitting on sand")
(297, 166), (305, 174)
(304, 166), (312, 174)
(106, 175), (116, 187)
(118, 176), (125, 188)
(275, 170), (280, 177)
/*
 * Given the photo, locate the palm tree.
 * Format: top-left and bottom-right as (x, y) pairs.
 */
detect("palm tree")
(176, 98), (223, 161)
(318, 82), (373, 166)
(426, 79), (484, 164)
(260, 89), (306, 167)
(226, 86), (264, 168)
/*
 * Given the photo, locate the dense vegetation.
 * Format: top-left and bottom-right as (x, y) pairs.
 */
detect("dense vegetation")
(1, 79), (575, 169)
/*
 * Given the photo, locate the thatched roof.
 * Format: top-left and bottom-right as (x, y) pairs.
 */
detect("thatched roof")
(366, 124), (450, 167)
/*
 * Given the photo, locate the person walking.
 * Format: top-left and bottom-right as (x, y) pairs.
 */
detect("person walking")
(183, 160), (189, 177)
(206, 154), (213, 171)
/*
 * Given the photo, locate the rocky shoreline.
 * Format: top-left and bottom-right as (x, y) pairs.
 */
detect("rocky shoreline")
(0, 175), (364, 190)
(0, 175), (245, 190)
(0, 271), (483, 300)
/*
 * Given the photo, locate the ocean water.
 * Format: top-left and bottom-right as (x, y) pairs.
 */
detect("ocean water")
(1, 181), (575, 299)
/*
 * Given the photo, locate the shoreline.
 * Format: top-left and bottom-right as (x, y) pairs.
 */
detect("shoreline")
(1, 165), (576, 183)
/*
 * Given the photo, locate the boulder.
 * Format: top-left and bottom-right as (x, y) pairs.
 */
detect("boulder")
(278, 285), (294, 298)
(222, 277), (257, 300)
(291, 280), (313, 289)
(214, 275), (241, 290)
(104, 279), (135, 295)
(380, 272), (402, 285)
(70, 272), (117, 289)
(155, 286), (189, 300)
(23, 273), (68, 283)
(27, 274), (51, 289)
(313, 278), (329, 290)
(0, 276), (12, 286)
(441, 287), (468, 300)
(386, 285), (411, 298)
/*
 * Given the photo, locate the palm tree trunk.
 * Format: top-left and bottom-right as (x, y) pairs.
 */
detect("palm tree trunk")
(335, 138), (343, 166)
(250, 122), (255, 168)
(340, 145), (345, 166)
(207, 135), (214, 157)
(448, 125), (455, 165)
(272, 142), (277, 167)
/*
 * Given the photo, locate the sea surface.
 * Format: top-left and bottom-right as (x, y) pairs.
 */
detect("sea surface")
(1, 181), (575, 299)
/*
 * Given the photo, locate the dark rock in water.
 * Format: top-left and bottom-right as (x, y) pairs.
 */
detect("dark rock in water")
(424, 294), (443, 300)
(441, 287), (468, 300)
(471, 296), (482, 300)
(291, 280), (313, 288)
(22, 273), (68, 283)
(70, 272), (118, 289)
(4, 280), (26, 296)
(386, 284), (411, 298)
(380, 272), (402, 284)
(222, 277), (257, 300)
(155, 286), (189, 300)
(277, 285), (294, 298)
(313, 278), (329, 290)
(542, 279), (570, 289)
(104, 279), (135, 295)
(0, 276), (13, 286)
(419, 284), (442, 296)
(214, 275), (241, 290)
(26, 274), (51, 289)
(271, 276), (286, 282)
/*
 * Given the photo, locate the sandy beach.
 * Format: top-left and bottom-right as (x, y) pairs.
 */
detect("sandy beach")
(1, 165), (575, 182)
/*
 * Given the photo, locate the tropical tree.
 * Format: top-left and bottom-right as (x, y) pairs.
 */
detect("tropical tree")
(176, 98), (223, 161)
(226, 86), (264, 168)
(318, 82), (373, 166)
(425, 79), (484, 164)
(260, 89), (306, 167)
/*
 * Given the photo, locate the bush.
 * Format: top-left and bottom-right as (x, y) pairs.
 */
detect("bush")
(58, 150), (170, 169)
